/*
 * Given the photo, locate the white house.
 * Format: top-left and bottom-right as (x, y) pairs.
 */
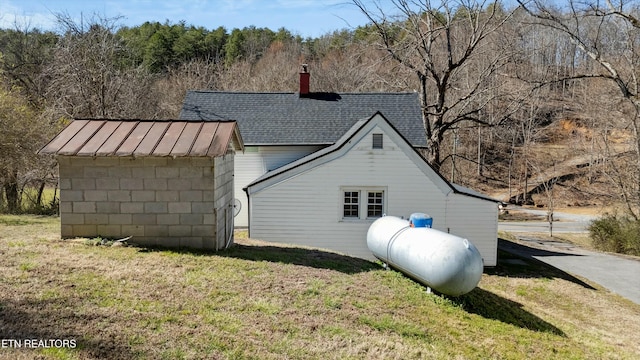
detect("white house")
(179, 66), (499, 265)
(244, 112), (499, 266)
(179, 67), (427, 228)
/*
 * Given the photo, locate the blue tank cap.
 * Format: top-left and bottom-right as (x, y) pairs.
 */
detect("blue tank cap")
(409, 213), (433, 228)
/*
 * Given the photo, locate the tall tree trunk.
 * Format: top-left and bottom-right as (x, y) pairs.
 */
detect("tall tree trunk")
(36, 180), (46, 208)
(4, 168), (20, 213)
(428, 135), (442, 173)
(628, 108), (640, 220)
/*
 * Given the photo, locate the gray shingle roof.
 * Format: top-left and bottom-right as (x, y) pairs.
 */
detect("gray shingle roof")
(179, 91), (426, 147)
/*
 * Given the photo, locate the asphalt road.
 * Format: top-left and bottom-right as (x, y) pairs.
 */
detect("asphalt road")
(498, 208), (596, 233)
(498, 209), (640, 305)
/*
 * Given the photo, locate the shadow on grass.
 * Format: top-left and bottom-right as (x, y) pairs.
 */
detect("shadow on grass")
(137, 243), (379, 274)
(453, 288), (566, 336)
(437, 239), (602, 336)
(441, 241), (600, 336)
(0, 297), (140, 359)
(493, 239), (596, 290)
(221, 244), (379, 274)
(384, 265), (567, 336)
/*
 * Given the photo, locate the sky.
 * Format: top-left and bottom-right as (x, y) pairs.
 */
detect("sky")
(0, 0), (376, 38)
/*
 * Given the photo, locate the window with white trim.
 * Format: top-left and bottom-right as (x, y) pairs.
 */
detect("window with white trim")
(341, 187), (386, 220)
(367, 191), (384, 218)
(343, 191), (360, 218)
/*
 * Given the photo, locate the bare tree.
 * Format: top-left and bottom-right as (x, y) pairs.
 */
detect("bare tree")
(153, 59), (221, 118)
(0, 23), (56, 107)
(243, 40), (302, 91)
(44, 13), (158, 120)
(518, 0), (640, 218)
(309, 43), (409, 92)
(352, 0), (518, 171)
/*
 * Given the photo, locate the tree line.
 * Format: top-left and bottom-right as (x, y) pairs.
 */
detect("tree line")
(1, 1), (639, 232)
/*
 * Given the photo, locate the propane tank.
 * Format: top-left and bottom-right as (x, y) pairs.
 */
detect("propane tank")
(367, 215), (483, 296)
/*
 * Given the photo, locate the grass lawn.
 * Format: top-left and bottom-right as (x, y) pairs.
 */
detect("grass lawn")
(1, 215), (639, 359)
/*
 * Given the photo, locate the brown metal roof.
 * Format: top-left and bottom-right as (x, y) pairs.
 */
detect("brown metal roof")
(39, 120), (243, 157)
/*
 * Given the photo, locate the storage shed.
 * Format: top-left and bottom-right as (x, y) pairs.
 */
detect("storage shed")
(39, 119), (244, 250)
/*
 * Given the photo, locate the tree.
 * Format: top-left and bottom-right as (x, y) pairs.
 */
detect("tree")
(0, 26), (59, 214)
(225, 28), (246, 65)
(0, 79), (49, 213)
(223, 26), (282, 66)
(352, 0), (517, 171)
(0, 26), (57, 106)
(143, 23), (179, 73)
(204, 26), (229, 63)
(518, 0), (640, 218)
(44, 13), (158, 119)
(154, 59), (222, 117)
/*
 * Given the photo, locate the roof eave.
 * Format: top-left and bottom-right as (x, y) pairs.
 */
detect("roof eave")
(243, 142), (334, 147)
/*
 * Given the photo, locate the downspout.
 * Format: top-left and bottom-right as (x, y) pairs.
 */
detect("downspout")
(224, 153), (235, 249)
(225, 199), (234, 249)
(243, 186), (251, 238)
(445, 191), (450, 234)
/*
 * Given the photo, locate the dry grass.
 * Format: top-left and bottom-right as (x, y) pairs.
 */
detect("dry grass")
(498, 209), (546, 222)
(1, 215), (639, 359)
(534, 232), (596, 250)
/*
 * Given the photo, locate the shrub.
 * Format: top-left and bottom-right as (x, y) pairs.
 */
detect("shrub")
(0, 187), (59, 215)
(588, 214), (640, 256)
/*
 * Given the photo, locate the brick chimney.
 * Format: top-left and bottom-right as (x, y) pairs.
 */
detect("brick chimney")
(299, 64), (310, 96)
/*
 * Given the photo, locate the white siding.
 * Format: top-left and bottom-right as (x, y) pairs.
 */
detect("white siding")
(234, 149), (265, 227)
(249, 125), (452, 259)
(234, 145), (324, 227)
(247, 115), (499, 265)
(445, 194), (498, 266)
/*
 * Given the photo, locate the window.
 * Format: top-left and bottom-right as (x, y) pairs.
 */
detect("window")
(343, 191), (360, 218)
(341, 187), (386, 220)
(367, 191), (384, 218)
(372, 133), (383, 149)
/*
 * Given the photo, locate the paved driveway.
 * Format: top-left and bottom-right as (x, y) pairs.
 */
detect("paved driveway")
(499, 236), (640, 305)
(498, 207), (640, 304)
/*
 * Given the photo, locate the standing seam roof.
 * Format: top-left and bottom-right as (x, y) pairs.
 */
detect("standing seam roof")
(38, 119), (241, 157)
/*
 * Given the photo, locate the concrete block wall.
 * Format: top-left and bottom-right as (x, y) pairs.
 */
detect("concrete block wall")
(58, 155), (234, 249)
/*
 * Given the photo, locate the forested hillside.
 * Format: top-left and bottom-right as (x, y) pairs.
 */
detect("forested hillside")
(1, 0), (639, 223)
